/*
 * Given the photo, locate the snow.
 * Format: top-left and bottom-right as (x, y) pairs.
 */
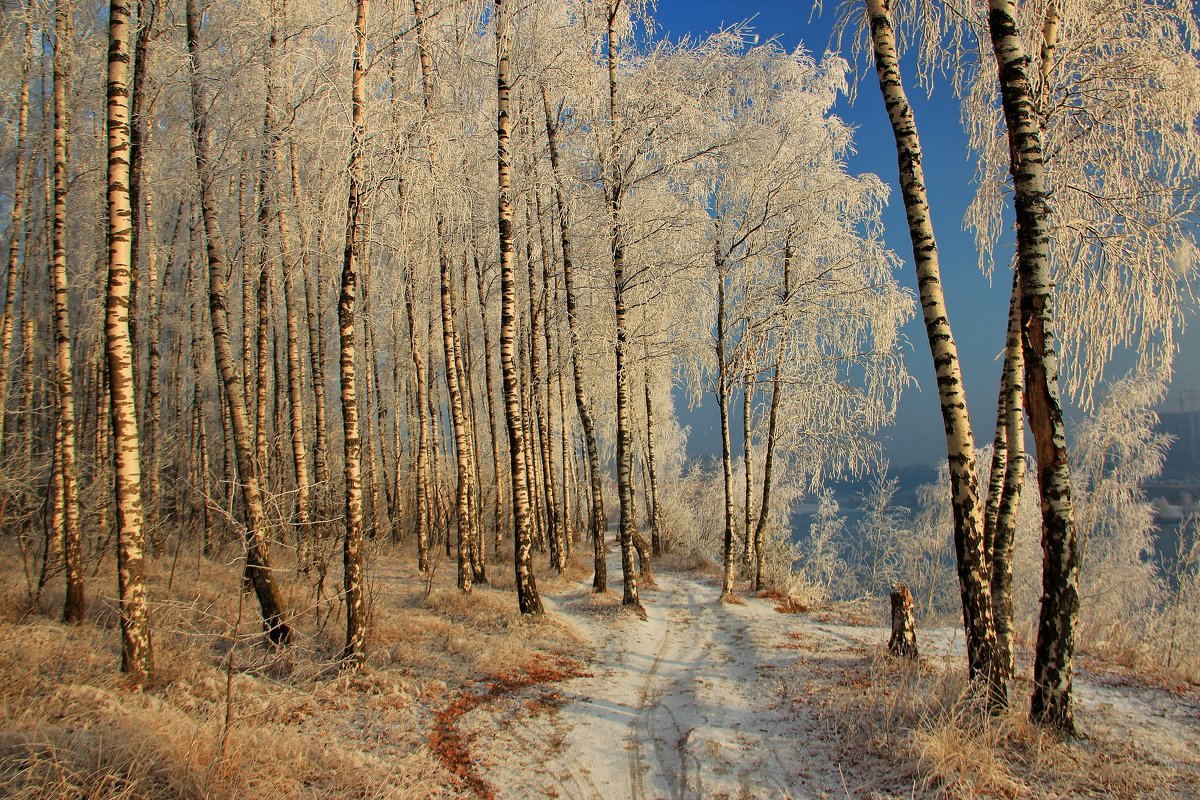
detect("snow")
(464, 548), (1200, 799)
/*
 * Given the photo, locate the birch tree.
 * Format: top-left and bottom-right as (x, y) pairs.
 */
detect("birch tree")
(105, 0), (153, 684)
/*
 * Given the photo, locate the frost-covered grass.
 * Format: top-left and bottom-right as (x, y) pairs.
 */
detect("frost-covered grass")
(0, 535), (581, 799)
(827, 648), (1200, 798)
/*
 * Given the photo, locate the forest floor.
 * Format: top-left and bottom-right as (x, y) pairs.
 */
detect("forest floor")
(2, 539), (1198, 799)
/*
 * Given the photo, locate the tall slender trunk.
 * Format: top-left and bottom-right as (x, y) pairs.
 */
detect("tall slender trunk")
(0, 14), (33, 453)
(644, 368), (662, 557)
(605, 1), (638, 609)
(339, 0), (370, 666)
(752, 247), (790, 592)
(105, 0), (152, 682)
(254, 160), (272, 487)
(413, 0), (475, 591)
(496, 0), (542, 615)
(541, 85), (605, 590)
(715, 253), (736, 601)
(865, 0), (1000, 703)
(264, 0), (313, 552)
(537, 194), (565, 571)
(185, 0), (292, 645)
(985, 0), (1079, 732)
(405, 268), (431, 570)
(472, 253), (504, 552)
(127, 0), (157, 418)
(742, 372), (754, 567)
(992, 272), (1025, 682)
(524, 200), (553, 565)
(558, 328), (575, 554)
(52, 0), (84, 624)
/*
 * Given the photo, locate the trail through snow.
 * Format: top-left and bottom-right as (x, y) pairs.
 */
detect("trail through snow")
(467, 550), (1200, 799)
(472, 551), (904, 799)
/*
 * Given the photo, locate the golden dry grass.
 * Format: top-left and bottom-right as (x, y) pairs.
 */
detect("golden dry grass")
(825, 649), (1197, 799)
(0, 533), (584, 799)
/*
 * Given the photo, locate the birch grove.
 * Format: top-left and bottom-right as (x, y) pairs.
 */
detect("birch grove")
(0, 0), (1194, 752)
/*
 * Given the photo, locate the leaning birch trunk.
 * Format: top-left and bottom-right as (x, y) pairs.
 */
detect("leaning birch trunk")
(0, 15), (32, 453)
(184, 0), (292, 645)
(605, 0), (640, 611)
(985, 0), (1080, 733)
(339, 0), (370, 665)
(993, 272), (1025, 682)
(105, 0), (153, 683)
(541, 85), (606, 591)
(52, 0), (85, 624)
(865, 0), (1001, 702)
(264, 0), (313, 560)
(496, 0), (542, 615)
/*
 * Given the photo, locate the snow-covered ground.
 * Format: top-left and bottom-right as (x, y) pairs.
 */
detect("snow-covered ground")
(466, 550), (1200, 799)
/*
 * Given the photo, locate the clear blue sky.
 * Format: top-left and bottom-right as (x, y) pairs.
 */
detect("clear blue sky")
(653, 0), (1200, 467)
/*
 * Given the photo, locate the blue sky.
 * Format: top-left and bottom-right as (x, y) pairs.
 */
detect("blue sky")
(653, 0), (1200, 467)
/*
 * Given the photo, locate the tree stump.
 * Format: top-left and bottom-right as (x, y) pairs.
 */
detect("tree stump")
(888, 583), (919, 660)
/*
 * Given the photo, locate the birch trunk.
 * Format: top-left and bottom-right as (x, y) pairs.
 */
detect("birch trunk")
(413, 0), (475, 591)
(644, 372), (662, 557)
(542, 86), (606, 590)
(993, 273), (1025, 682)
(185, 0), (292, 645)
(606, 0), (639, 610)
(405, 269), (432, 570)
(339, 0), (371, 666)
(473, 253), (504, 552)
(716, 253), (736, 601)
(264, 0), (313, 553)
(52, 0), (84, 624)
(752, 247), (789, 592)
(0, 15), (32, 452)
(985, 0), (1080, 732)
(742, 372), (754, 567)
(865, 0), (1001, 701)
(496, 0), (542, 615)
(106, 0), (152, 682)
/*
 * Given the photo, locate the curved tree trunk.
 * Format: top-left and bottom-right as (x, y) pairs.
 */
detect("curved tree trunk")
(865, 0), (1001, 703)
(985, 0), (1080, 733)
(184, 0), (292, 646)
(541, 85), (606, 591)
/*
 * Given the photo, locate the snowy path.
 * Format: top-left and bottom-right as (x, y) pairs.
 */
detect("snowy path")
(468, 552), (1200, 799)
(473, 552), (885, 799)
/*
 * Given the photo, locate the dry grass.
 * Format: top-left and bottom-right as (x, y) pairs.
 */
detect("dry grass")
(826, 649), (1195, 798)
(0, 534), (583, 799)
